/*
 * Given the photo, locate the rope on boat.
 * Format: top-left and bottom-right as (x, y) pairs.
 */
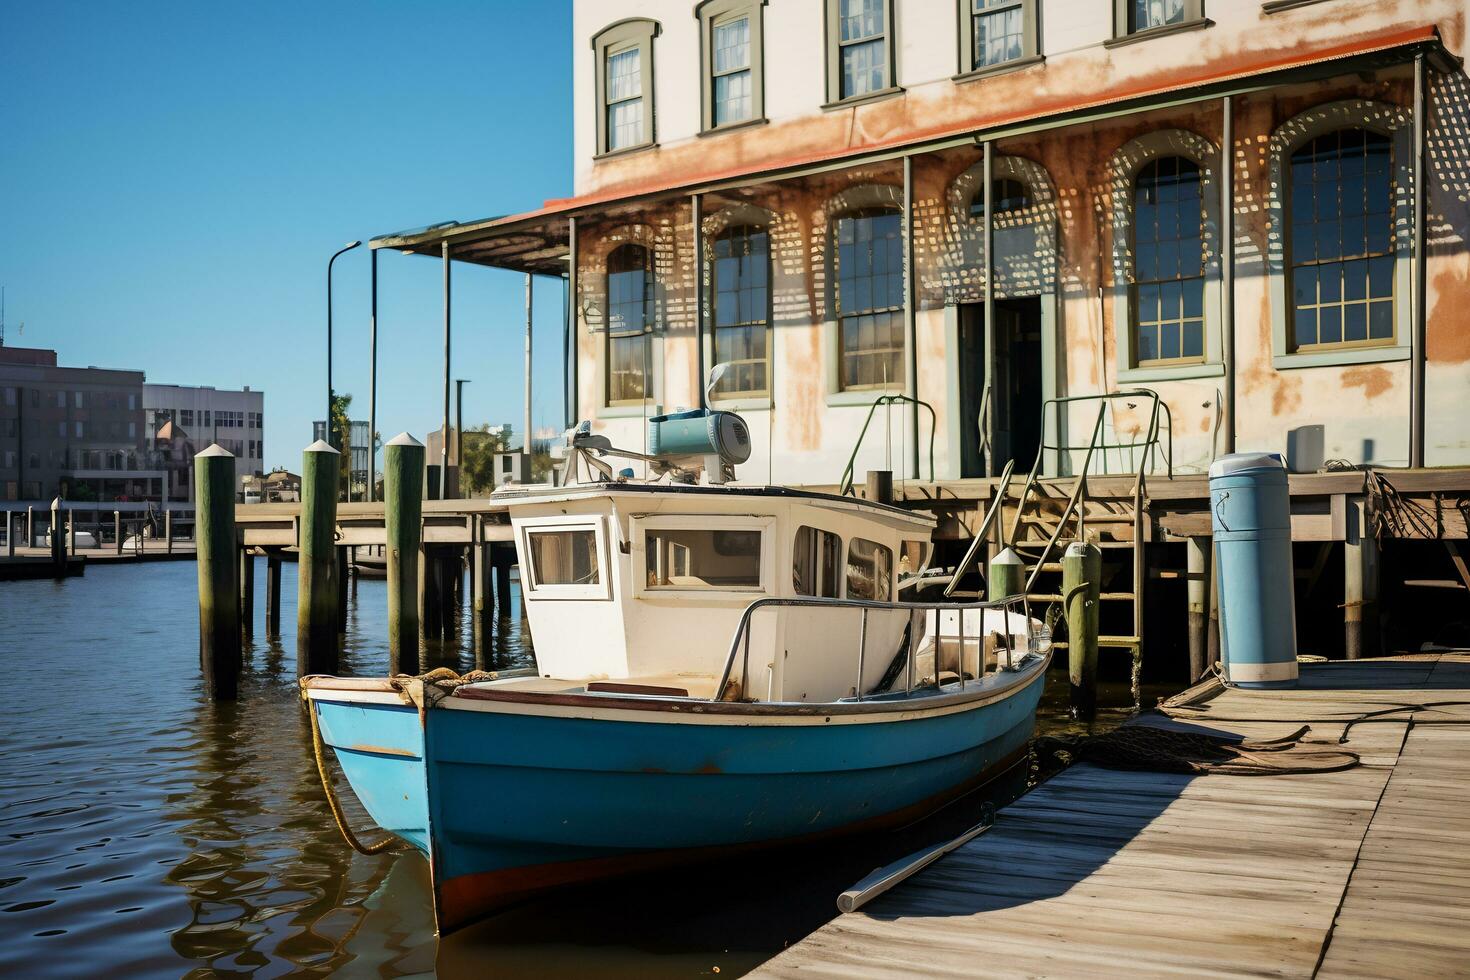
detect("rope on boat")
(306, 702), (400, 855)
(1034, 724), (1359, 776)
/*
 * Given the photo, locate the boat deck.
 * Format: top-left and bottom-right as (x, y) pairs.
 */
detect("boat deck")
(755, 654), (1470, 978)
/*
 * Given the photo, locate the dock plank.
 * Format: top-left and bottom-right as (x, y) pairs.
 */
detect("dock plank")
(755, 657), (1470, 979)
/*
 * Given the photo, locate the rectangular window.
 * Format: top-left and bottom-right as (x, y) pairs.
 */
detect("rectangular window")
(846, 537), (893, 600)
(202, 410), (211, 426)
(826, 0), (893, 104)
(1115, 0), (1203, 36)
(128, 422), (136, 439)
(524, 525), (605, 598)
(605, 244), (655, 406)
(181, 409), (194, 427)
(2, 387), (13, 406)
(128, 394), (136, 410)
(74, 391), (83, 409)
(594, 19), (657, 155)
(712, 227), (771, 397)
(1132, 157), (1206, 365)
(969, 0), (1028, 71)
(793, 525), (841, 597)
(606, 48), (644, 152)
(643, 527), (762, 590)
(834, 209), (905, 389)
(712, 17), (752, 127)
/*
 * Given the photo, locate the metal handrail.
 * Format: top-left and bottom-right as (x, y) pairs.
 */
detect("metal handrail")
(942, 456), (1016, 597)
(714, 593), (1037, 703)
(838, 395), (938, 496)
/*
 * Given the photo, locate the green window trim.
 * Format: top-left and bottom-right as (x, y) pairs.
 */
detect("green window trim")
(1108, 0), (1208, 44)
(956, 0), (1038, 78)
(697, 0), (767, 135)
(824, 0), (898, 107)
(592, 18), (660, 158)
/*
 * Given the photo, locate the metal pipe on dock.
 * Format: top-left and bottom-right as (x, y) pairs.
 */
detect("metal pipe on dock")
(297, 439), (341, 676)
(1186, 537), (1209, 682)
(1063, 541), (1101, 721)
(194, 445), (241, 699)
(1344, 497), (1380, 660)
(385, 433), (424, 674)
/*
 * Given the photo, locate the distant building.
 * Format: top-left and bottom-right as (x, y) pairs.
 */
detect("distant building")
(0, 345), (160, 502)
(144, 384), (265, 502)
(312, 419), (371, 499)
(243, 467), (300, 503)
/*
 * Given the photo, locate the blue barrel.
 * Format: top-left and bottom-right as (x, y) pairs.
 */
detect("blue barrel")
(1209, 453), (1298, 688)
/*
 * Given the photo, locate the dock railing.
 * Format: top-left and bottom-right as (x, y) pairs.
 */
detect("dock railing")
(838, 395), (937, 496)
(714, 593), (1040, 703)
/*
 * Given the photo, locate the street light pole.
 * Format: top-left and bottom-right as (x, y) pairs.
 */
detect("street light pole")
(455, 379), (469, 496)
(326, 240), (361, 474)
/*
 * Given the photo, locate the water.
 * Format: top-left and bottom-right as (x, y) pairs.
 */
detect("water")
(0, 559), (1159, 978)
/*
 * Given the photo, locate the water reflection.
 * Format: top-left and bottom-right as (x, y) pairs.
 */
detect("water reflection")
(0, 558), (1151, 978)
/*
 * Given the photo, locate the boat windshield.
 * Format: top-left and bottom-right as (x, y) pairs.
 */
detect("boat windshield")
(528, 528), (601, 585)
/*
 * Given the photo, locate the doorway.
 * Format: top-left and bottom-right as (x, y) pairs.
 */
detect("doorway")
(958, 298), (1043, 478)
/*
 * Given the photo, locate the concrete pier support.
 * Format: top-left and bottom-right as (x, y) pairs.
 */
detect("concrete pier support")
(1186, 537), (1209, 682)
(239, 546), (255, 639)
(266, 551), (282, 637)
(1063, 541), (1101, 721)
(297, 440), (340, 676)
(195, 445), (240, 699)
(384, 433), (424, 675)
(1344, 497), (1380, 660)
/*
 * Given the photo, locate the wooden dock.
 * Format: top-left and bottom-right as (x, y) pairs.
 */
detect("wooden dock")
(756, 655), (1470, 979)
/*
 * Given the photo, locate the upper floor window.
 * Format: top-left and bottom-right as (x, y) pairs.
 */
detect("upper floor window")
(825, 0), (896, 104)
(833, 208), (904, 390)
(959, 0), (1037, 75)
(593, 19), (659, 156)
(1289, 128), (1394, 350)
(698, 0), (766, 132)
(1115, 0), (1203, 36)
(1132, 156), (1206, 364)
(712, 225), (771, 397)
(605, 244), (655, 405)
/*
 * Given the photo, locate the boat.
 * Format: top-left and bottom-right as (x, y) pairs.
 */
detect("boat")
(301, 391), (1050, 933)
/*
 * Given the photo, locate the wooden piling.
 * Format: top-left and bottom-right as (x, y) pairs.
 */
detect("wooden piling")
(297, 439), (340, 676)
(194, 445), (241, 699)
(115, 510), (123, 555)
(1186, 537), (1208, 682)
(49, 497), (66, 575)
(5, 510), (13, 559)
(986, 547), (1024, 602)
(384, 432), (424, 675)
(1344, 497), (1379, 660)
(26, 505), (34, 550)
(165, 510), (173, 554)
(1062, 541), (1101, 721)
(239, 546), (255, 639)
(266, 550), (282, 637)
(421, 547), (443, 641)
(493, 545), (513, 616)
(336, 545), (349, 637)
(66, 510), (75, 554)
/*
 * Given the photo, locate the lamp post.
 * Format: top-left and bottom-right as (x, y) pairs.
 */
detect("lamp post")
(455, 379), (469, 496)
(326, 240), (362, 475)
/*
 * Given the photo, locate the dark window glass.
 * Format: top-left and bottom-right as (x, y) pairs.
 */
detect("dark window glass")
(606, 244), (654, 404)
(834, 209), (903, 390)
(1132, 157), (1205, 364)
(838, 0), (886, 99)
(969, 177), (1033, 219)
(712, 226), (770, 396)
(972, 0), (1024, 69)
(1289, 129), (1395, 350)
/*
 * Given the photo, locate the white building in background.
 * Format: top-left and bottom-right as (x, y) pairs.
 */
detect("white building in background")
(144, 384), (264, 500)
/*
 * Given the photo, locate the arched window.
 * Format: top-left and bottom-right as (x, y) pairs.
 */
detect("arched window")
(1288, 128), (1394, 350)
(833, 207), (903, 390)
(1132, 156), (1206, 364)
(969, 177), (1033, 219)
(605, 244), (654, 405)
(712, 225), (771, 397)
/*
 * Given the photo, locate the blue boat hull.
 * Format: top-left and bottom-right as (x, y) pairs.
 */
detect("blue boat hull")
(311, 663), (1046, 931)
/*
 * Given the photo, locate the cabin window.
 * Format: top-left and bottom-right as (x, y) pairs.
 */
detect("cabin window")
(643, 528), (762, 590)
(1132, 156), (1206, 365)
(846, 538), (893, 601)
(1288, 129), (1395, 351)
(712, 225), (771, 397)
(824, 0), (896, 105)
(593, 19), (659, 155)
(793, 525), (841, 597)
(605, 244), (655, 406)
(527, 529), (600, 586)
(834, 208), (904, 390)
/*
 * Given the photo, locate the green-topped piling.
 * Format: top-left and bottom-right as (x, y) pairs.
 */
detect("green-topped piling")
(195, 445), (241, 699)
(297, 439), (340, 676)
(987, 547), (1024, 603)
(384, 433), (424, 674)
(1062, 540), (1101, 721)
(49, 497), (65, 575)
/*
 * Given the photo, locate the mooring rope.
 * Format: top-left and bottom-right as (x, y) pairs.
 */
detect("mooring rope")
(1034, 723), (1359, 776)
(306, 702), (399, 855)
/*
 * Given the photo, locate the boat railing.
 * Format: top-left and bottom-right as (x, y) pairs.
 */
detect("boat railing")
(714, 593), (1040, 703)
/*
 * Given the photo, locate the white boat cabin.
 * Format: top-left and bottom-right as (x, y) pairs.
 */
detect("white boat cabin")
(496, 483), (936, 703)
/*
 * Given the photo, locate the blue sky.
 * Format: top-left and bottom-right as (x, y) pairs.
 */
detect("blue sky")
(1, 1), (572, 471)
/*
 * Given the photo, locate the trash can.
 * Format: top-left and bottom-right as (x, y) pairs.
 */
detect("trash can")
(1209, 453), (1298, 688)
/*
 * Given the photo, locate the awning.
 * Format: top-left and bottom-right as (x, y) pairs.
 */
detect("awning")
(372, 24), (1452, 274)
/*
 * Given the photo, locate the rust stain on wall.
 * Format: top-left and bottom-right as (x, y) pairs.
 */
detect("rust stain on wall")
(1271, 375), (1303, 416)
(1342, 365), (1394, 399)
(1427, 265), (1470, 364)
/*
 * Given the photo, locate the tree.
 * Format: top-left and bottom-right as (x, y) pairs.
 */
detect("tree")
(459, 423), (513, 496)
(330, 392), (353, 500)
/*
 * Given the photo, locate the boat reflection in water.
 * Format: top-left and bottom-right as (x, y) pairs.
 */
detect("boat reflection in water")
(303, 404), (1051, 933)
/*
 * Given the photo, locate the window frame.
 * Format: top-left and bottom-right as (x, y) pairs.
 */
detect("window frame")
(604, 242), (657, 408)
(709, 223), (773, 401)
(1108, 0), (1209, 46)
(844, 536), (894, 601)
(592, 18), (660, 158)
(518, 516), (612, 601)
(1129, 155), (1209, 369)
(697, 0), (767, 135)
(823, 0), (900, 108)
(793, 525), (843, 598)
(831, 205), (906, 393)
(630, 514), (775, 600)
(955, 0), (1039, 81)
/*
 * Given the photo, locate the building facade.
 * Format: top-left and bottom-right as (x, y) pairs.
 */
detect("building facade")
(145, 383), (265, 501)
(375, 0), (1470, 488)
(312, 419), (372, 499)
(0, 345), (159, 502)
